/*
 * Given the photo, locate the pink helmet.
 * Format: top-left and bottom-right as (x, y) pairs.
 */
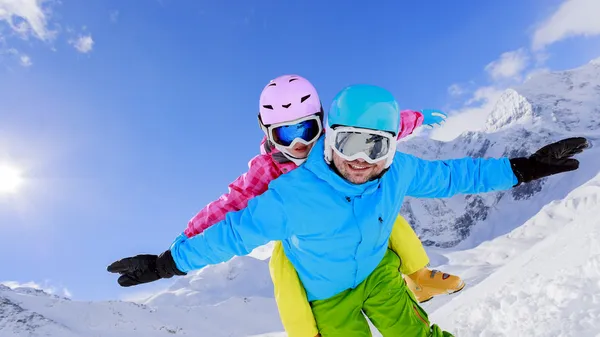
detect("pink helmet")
(258, 74), (322, 125)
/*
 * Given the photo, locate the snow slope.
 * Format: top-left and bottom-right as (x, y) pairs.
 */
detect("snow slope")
(430, 172), (600, 336)
(0, 283), (282, 337)
(398, 57), (600, 249)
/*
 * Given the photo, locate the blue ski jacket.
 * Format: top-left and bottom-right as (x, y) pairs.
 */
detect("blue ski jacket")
(170, 136), (517, 301)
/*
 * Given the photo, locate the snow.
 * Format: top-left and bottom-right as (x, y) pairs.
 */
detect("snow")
(430, 172), (600, 336)
(397, 55), (600, 250)
(0, 284), (282, 336)
(143, 255), (274, 307)
(2, 58), (600, 336)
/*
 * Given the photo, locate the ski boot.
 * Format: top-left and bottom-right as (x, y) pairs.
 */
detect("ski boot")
(405, 268), (465, 303)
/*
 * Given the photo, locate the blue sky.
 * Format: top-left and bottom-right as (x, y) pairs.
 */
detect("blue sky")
(0, 0), (599, 301)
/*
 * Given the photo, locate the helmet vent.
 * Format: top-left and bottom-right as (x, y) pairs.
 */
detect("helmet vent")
(289, 78), (298, 82)
(300, 94), (311, 103)
(268, 83), (276, 87)
(262, 105), (274, 110)
(282, 103), (292, 108)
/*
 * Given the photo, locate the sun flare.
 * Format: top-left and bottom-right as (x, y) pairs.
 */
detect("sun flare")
(0, 164), (24, 194)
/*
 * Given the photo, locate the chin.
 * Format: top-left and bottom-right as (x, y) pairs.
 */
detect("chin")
(292, 152), (309, 159)
(347, 175), (369, 184)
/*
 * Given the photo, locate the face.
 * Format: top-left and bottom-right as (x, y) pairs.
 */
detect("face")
(285, 142), (315, 159)
(332, 151), (386, 184)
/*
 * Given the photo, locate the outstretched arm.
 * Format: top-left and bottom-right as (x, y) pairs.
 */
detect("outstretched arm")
(404, 154), (517, 198)
(184, 154), (281, 237)
(107, 186), (292, 287)
(172, 187), (291, 272)
(397, 109), (448, 139)
(402, 137), (588, 198)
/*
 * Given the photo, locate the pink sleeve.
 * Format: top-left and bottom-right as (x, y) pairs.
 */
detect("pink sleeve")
(397, 110), (424, 140)
(184, 154), (281, 238)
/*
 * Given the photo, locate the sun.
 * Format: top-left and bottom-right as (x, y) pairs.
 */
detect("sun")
(0, 164), (24, 194)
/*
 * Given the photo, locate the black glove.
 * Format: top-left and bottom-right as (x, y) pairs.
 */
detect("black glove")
(107, 250), (186, 287)
(510, 137), (588, 186)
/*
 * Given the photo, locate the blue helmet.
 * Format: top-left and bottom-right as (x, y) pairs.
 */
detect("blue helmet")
(325, 84), (400, 168)
(327, 84), (400, 135)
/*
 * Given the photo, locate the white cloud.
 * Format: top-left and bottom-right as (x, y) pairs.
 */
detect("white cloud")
(2, 47), (31, 66)
(524, 67), (551, 81)
(432, 86), (504, 141)
(436, 0), (600, 142)
(465, 86), (504, 106)
(532, 0), (600, 50)
(0, 0), (54, 41)
(1, 280), (72, 298)
(484, 49), (529, 81)
(0, 1), (93, 66)
(435, 55), (521, 141)
(448, 83), (465, 96)
(70, 34), (93, 53)
(19, 53), (31, 66)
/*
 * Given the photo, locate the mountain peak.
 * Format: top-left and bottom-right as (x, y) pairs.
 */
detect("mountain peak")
(0, 283), (69, 301)
(483, 88), (534, 132)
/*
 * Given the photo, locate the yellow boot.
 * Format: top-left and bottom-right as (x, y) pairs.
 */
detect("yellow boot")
(405, 268), (466, 303)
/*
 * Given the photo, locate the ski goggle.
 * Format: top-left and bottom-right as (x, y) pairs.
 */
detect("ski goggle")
(265, 114), (323, 148)
(330, 126), (396, 164)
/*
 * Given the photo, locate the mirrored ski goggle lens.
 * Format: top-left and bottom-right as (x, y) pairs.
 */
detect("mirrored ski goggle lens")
(334, 131), (391, 161)
(272, 118), (321, 147)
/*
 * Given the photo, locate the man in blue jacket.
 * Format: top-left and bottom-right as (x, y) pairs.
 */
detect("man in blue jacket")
(108, 84), (588, 336)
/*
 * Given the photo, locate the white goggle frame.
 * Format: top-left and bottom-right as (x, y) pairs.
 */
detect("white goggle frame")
(325, 126), (397, 168)
(259, 114), (323, 165)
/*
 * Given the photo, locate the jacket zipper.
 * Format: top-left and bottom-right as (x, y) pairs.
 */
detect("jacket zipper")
(348, 196), (362, 287)
(412, 305), (428, 325)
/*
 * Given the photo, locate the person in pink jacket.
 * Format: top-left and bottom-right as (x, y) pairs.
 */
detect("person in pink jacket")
(172, 75), (464, 336)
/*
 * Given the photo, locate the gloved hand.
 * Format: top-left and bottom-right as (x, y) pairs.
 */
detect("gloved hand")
(510, 137), (588, 186)
(420, 109), (447, 129)
(107, 250), (186, 287)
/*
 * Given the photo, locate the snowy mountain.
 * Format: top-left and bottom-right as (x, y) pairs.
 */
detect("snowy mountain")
(430, 171), (600, 336)
(398, 58), (600, 249)
(0, 282), (282, 337)
(143, 255), (275, 307)
(2, 58), (599, 337)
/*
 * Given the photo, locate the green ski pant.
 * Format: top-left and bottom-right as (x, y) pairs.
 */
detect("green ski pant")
(310, 249), (454, 337)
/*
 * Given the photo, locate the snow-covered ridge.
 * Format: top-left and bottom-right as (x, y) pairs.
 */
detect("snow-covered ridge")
(397, 57), (600, 249)
(430, 172), (600, 336)
(0, 283), (282, 337)
(143, 255), (274, 307)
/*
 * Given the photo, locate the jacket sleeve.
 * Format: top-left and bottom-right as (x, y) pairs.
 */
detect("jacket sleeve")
(402, 154), (518, 198)
(171, 187), (291, 272)
(397, 110), (424, 140)
(184, 154), (279, 237)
